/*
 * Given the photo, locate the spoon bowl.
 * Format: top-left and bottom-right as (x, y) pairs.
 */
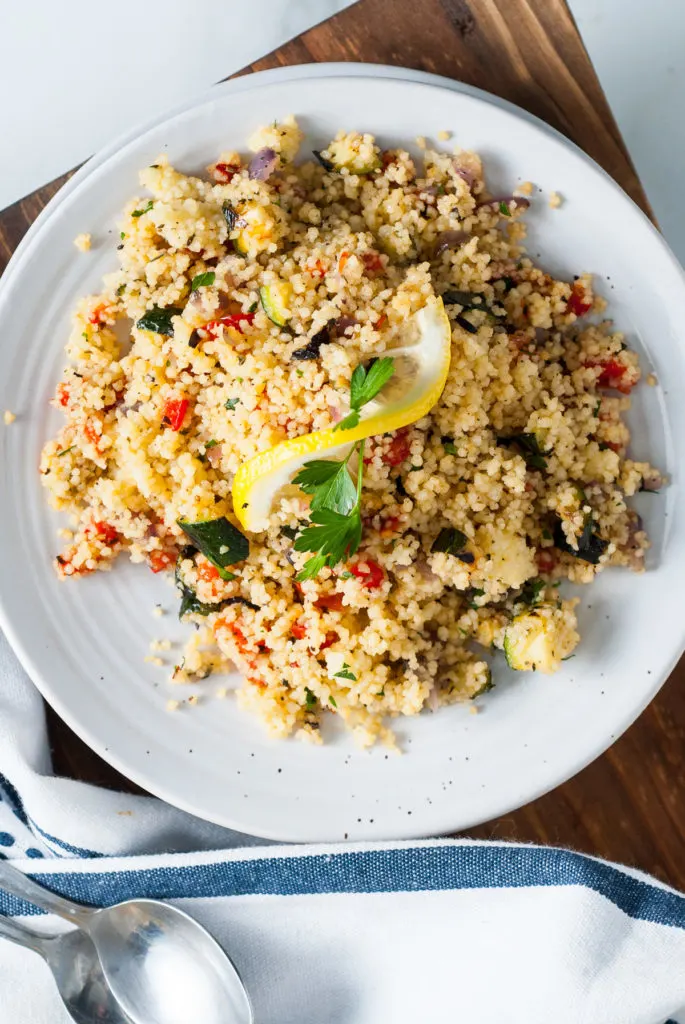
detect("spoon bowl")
(88, 899), (253, 1024)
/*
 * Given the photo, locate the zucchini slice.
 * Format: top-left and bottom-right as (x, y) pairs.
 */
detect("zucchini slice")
(503, 605), (577, 673)
(259, 282), (293, 326)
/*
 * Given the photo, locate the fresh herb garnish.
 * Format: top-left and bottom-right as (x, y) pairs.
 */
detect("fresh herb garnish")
(177, 516), (249, 580)
(116, 283), (126, 297)
(442, 436), (458, 455)
(499, 201), (511, 217)
(131, 199), (152, 218)
(431, 527), (474, 563)
(190, 271), (215, 291)
(136, 305), (183, 335)
(224, 397), (240, 411)
(497, 433), (547, 472)
(304, 687), (318, 707)
(205, 439), (218, 449)
(292, 360), (394, 579)
(178, 587), (256, 619)
(553, 517), (608, 565)
(468, 587), (485, 609)
(120, 231), (126, 240)
(294, 458), (357, 515)
(56, 446), (75, 457)
(519, 578), (545, 606)
(334, 356), (394, 432)
(329, 696), (338, 707)
(295, 369), (304, 378)
(335, 663), (357, 681)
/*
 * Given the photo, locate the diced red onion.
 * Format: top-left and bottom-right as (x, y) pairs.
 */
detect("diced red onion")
(434, 230), (469, 257)
(453, 165), (475, 188)
(333, 315), (357, 336)
(206, 444), (223, 466)
(248, 148), (279, 181)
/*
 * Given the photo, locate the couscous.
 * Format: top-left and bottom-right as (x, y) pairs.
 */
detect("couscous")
(41, 118), (662, 746)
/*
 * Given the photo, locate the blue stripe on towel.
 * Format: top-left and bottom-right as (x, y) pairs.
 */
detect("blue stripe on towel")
(2, 844), (685, 930)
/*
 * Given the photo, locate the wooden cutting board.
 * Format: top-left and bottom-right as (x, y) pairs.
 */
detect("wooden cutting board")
(2, 0), (684, 886)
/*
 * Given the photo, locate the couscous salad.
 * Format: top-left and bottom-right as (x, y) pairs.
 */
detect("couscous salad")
(41, 117), (663, 745)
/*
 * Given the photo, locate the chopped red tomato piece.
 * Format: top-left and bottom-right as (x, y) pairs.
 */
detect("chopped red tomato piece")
(320, 631), (337, 651)
(566, 284), (592, 317)
(203, 312), (255, 339)
(374, 313), (388, 330)
(57, 384), (70, 408)
(88, 303), (109, 326)
(93, 522), (119, 545)
(213, 162), (239, 183)
(315, 592), (344, 612)
(162, 397), (189, 431)
(308, 259), (326, 278)
(586, 358), (634, 394)
(291, 621), (307, 640)
(338, 251), (351, 274)
(149, 550), (175, 574)
(537, 549), (557, 573)
(84, 421), (102, 449)
(350, 559), (385, 589)
(382, 429), (411, 467)
(362, 251), (385, 276)
(197, 560), (220, 583)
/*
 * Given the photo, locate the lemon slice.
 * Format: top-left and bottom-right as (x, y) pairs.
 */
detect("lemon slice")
(232, 298), (451, 532)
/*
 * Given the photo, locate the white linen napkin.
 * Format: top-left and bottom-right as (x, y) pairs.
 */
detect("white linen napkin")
(2, 631), (685, 1023)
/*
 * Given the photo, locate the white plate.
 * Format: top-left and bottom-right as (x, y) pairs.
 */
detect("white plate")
(1, 64), (684, 842)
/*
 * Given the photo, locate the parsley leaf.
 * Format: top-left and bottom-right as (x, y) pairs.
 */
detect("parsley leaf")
(191, 271), (216, 291)
(497, 433), (547, 472)
(519, 578), (545, 606)
(304, 687), (318, 707)
(293, 458), (357, 515)
(442, 436), (458, 455)
(224, 397), (240, 411)
(431, 527), (474, 563)
(335, 663), (357, 681)
(132, 200), (154, 218)
(295, 553), (329, 581)
(498, 201), (511, 217)
(294, 507), (362, 568)
(334, 356), (394, 432)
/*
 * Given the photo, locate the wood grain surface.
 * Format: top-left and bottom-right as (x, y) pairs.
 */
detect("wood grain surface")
(3, 0), (684, 885)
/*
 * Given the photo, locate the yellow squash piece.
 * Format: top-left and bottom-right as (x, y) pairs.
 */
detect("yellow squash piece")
(232, 299), (451, 532)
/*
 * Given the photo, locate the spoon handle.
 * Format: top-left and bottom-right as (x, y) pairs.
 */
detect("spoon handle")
(0, 861), (90, 924)
(0, 914), (47, 957)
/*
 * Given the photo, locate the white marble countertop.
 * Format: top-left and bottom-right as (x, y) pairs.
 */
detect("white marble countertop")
(2, 0), (684, 262)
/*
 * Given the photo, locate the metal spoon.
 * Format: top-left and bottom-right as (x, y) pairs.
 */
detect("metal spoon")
(0, 861), (253, 1024)
(0, 913), (133, 1023)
